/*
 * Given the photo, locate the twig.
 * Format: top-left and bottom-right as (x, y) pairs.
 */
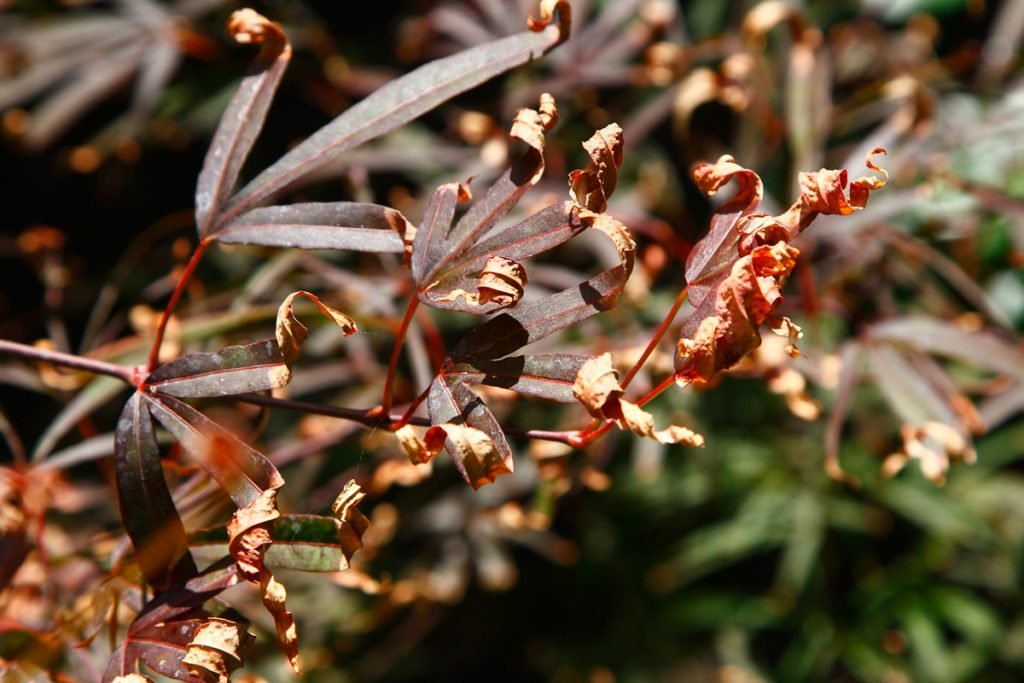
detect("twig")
(0, 339), (134, 384)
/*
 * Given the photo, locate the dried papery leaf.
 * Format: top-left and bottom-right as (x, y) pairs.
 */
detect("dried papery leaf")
(224, 18), (570, 216)
(196, 9), (290, 237)
(436, 423), (513, 490)
(568, 123), (624, 213)
(883, 422), (977, 485)
(434, 255), (528, 310)
(227, 488), (300, 673)
(781, 148), (889, 232)
(146, 339), (290, 398)
(573, 355), (704, 446)
(111, 675), (152, 683)
(114, 392), (196, 591)
(331, 479), (371, 561)
(276, 290), (356, 365)
(183, 618), (251, 683)
(676, 241), (800, 383)
(396, 424), (446, 465)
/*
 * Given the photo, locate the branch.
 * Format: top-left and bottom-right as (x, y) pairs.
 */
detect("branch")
(0, 339), (135, 384)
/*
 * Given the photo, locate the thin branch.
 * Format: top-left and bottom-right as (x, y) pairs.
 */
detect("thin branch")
(621, 286), (687, 389)
(376, 296), (420, 415)
(147, 239), (210, 373)
(234, 392), (581, 445)
(0, 339), (134, 384)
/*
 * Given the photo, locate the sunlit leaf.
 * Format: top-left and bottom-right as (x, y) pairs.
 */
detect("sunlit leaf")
(196, 9), (291, 237)
(146, 339), (290, 398)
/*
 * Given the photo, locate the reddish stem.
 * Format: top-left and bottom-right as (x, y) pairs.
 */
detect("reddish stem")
(621, 286), (687, 389)
(376, 296), (420, 415)
(147, 240), (210, 373)
(389, 384), (431, 431)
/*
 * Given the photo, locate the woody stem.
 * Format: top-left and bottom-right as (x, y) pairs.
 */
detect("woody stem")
(621, 285), (687, 389)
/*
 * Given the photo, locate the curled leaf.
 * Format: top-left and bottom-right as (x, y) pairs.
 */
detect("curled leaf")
(395, 424), (446, 465)
(433, 255), (528, 310)
(784, 148), (889, 229)
(434, 423), (513, 489)
(677, 241), (799, 383)
(573, 354), (704, 446)
(330, 480), (371, 560)
(226, 488), (299, 673)
(111, 676), (153, 683)
(883, 422), (977, 485)
(276, 290), (356, 365)
(528, 0), (573, 40)
(183, 618), (252, 683)
(569, 124), (624, 213)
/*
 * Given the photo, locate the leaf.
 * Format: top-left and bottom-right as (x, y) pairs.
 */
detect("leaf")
(428, 375), (514, 489)
(146, 394), (283, 507)
(131, 560), (242, 633)
(573, 354), (704, 445)
(682, 149), (887, 335)
(450, 264), (630, 361)
(868, 316), (1024, 382)
(443, 353), (588, 403)
(146, 339), (290, 398)
(676, 241), (801, 383)
(213, 202), (408, 253)
(226, 487), (299, 673)
(414, 96), (562, 313)
(276, 290), (357, 365)
(568, 123), (624, 213)
(183, 618), (252, 683)
(114, 392), (196, 591)
(330, 479), (371, 561)
(104, 616), (252, 683)
(222, 14), (571, 218)
(196, 9), (291, 237)
(395, 424), (448, 465)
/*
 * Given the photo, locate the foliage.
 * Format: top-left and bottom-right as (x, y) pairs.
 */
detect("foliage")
(1, 0), (1024, 681)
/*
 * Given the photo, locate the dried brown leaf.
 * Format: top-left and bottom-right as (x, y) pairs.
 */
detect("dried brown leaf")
(276, 290), (356, 365)
(226, 488), (299, 673)
(569, 124), (624, 213)
(395, 424), (447, 465)
(331, 480), (371, 561)
(434, 423), (514, 489)
(573, 354), (703, 446)
(528, 0), (572, 39)
(183, 618), (251, 683)
(433, 255), (528, 310)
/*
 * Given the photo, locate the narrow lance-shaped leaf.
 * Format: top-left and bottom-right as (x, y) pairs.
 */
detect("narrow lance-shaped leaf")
(428, 375), (514, 489)
(183, 618), (252, 682)
(444, 353), (589, 403)
(196, 9), (291, 237)
(146, 394), (283, 507)
(213, 202), (408, 253)
(145, 339), (290, 398)
(222, 7), (571, 219)
(114, 392), (196, 591)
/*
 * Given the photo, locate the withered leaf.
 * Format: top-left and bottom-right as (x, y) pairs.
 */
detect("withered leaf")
(568, 123), (624, 213)
(226, 488), (300, 673)
(276, 290), (356, 365)
(183, 618), (252, 683)
(573, 354), (704, 446)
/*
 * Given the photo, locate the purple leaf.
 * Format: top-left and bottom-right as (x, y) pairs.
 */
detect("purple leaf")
(222, 23), (567, 219)
(132, 559), (241, 632)
(214, 202), (407, 253)
(444, 353), (588, 403)
(419, 201), (586, 312)
(146, 394), (283, 507)
(868, 316), (1024, 382)
(196, 10), (292, 237)
(450, 265), (629, 360)
(411, 183), (465, 283)
(428, 375), (514, 488)
(146, 339), (290, 398)
(114, 392), (196, 590)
